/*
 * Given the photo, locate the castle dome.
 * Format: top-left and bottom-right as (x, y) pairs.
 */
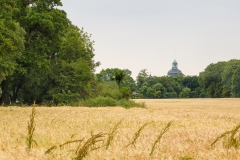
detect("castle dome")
(167, 60), (183, 77)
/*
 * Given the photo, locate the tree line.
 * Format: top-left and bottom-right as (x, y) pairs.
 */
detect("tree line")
(97, 59), (240, 99)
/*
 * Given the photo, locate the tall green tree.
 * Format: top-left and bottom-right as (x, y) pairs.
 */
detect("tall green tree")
(181, 76), (200, 98)
(8, 0), (69, 104)
(0, 0), (25, 104)
(47, 25), (98, 105)
(136, 69), (148, 90)
(114, 70), (126, 89)
(199, 62), (226, 98)
(153, 83), (166, 98)
(182, 76), (199, 91)
(221, 59), (240, 97)
(0, 0), (99, 105)
(97, 68), (136, 92)
(231, 66), (240, 97)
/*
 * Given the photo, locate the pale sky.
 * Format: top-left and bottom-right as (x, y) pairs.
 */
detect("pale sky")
(60, 0), (240, 79)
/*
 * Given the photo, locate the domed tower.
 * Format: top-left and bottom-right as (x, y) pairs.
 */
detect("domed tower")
(167, 60), (183, 77)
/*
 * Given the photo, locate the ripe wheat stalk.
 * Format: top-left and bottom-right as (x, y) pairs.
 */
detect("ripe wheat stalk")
(27, 102), (37, 150)
(211, 123), (240, 149)
(126, 122), (152, 148)
(150, 121), (173, 156)
(75, 132), (106, 160)
(105, 120), (122, 150)
(45, 139), (84, 154)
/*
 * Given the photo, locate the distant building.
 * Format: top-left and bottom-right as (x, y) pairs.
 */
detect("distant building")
(167, 60), (183, 77)
(149, 73), (152, 78)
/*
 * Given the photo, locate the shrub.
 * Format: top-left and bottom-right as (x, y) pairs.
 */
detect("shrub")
(81, 96), (118, 107)
(118, 100), (145, 109)
(179, 88), (191, 98)
(80, 97), (145, 108)
(120, 86), (131, 100)
(98, 82), (122, 100)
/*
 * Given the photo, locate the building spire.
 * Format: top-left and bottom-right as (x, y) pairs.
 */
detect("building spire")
(172, 60), (178, 69)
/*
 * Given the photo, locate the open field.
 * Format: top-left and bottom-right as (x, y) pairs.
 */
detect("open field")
(1, 99), (240, 159)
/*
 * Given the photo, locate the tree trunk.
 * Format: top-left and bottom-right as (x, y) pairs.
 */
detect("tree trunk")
(12, 83), (21, 103)
(0, 79), (11, 105)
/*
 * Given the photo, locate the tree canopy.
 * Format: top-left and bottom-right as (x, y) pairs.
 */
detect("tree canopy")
(0, 0), (99, 105)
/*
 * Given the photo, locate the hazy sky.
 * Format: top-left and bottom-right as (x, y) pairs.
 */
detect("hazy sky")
(60, 0), (240, 79)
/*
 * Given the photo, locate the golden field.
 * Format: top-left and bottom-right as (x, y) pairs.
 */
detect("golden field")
(1, 98), (240, 160)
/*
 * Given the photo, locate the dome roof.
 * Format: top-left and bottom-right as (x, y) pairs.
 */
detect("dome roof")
(167, 69), (182, 77)
(167, 59), (183, 77)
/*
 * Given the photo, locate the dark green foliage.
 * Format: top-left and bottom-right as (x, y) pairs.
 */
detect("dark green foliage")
(182, 76), (199, 90)
(199, 59), (240, 98)
(231, 66), (240, 97)
(120, 86), (131, 100)
(81, 96), (145, 108)
(0, 0), (25, 83)
(152, 83), (166, 98)
(81, 96), (118, 107)
(92, 71), (143, 108)
(48, 59), (95, 105)
(182, 76), (200, 98)
(0, 1), (99, 105)
(136, 74), (181, 99)
(114, 70), (126, 89)
(199, 62), (226, 98)
(98, 82), (122, 100)
(0, 0), (25, 104)
(221, 60), (240, 97)
(179, 88), (191, 98)
(136, 69), (149, 90)
(122, 73), (137, 92)
(97, 68), (136, 92)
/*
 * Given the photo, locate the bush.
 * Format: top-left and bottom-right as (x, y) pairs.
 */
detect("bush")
(98, 82), (122, 100)
(79, 81), (145, 108)
(179, 88), (191, 98)
(120, 86), (131, 100)
(51, 90), (81, 106)
(80, 96), (146, 108)
(118, 100), (145, 109)
(81, 96), (118, 107)
(163, 92), (178, 98)
(199, 92), (206, 98)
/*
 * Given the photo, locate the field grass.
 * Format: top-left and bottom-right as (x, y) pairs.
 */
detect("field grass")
(0, 98), (240, 159)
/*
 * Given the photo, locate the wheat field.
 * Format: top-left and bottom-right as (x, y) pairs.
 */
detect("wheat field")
(1, 99), (240, 160)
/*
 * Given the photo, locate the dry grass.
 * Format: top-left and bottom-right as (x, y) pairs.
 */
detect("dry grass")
(1, 98), (240, 159)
